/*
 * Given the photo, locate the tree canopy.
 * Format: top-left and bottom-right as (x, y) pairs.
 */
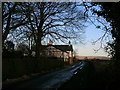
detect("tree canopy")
(91, 2), (120, 61)
(2, 2), (29, 44)
(2, 2), (88, 58)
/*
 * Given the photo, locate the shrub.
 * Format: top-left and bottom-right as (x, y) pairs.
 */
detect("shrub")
(3, 57), (64, 81)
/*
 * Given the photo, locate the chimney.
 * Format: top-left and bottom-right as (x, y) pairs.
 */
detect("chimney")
(68, 41), (71, 46)
(47, 40), (53, 45)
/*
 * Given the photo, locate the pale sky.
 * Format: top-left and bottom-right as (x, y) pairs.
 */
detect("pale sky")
(73, 23), (109, 56)
(72, 4), (110, 57)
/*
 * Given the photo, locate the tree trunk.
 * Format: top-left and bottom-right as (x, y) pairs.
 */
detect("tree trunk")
(2, 13), (11, 44)
(35, 3), (45, 59)
(2, 3), (17, 44)
(36, 36), (41, 59)
(35, 29), (42, 59)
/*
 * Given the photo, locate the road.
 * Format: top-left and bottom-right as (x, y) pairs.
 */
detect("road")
(5, 61), (85, 89)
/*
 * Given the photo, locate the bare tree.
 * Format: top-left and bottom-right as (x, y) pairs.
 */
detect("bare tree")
(21, 2), (87, 58)
(2, 2), (29, 44)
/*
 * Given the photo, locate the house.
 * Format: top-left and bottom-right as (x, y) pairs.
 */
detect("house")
(32, 41), (74, 64)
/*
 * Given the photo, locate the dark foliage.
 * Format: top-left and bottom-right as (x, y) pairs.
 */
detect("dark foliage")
(90, 3), (120, 81)
(2, 57), (64, 81)
(2, 41), (24, 58)
(92, 2), (120, 62)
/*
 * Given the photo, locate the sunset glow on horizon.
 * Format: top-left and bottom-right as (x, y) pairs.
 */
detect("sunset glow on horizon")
(73, 23), (110, 57)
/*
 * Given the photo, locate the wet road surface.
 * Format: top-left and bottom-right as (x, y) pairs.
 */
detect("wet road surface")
(8, 61), (85, 89)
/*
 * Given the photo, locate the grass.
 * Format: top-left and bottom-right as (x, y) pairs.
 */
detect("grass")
(59, 60), (96, 89)
(91, 60), (120, 89)
(91, 60), (112, 89)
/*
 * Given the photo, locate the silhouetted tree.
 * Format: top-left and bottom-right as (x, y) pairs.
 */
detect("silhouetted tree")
(91, 2), (120, 63)
(3, 41), (14, 52)
(16, 43), (29, 56)
(3, 40), (14, 58)
(21, 2), (87, 58)
(82, 2), (120, 62)
(2, 2), (29, 44)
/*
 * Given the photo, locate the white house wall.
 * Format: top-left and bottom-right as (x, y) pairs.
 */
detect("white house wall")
(45, 46), (63, 58)
(41, 45), (73, 64)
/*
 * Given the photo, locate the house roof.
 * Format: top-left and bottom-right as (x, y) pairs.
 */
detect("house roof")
(32, 45), (73, 52)
(42, 45), (73, 52)
(53, 45), (73, 52)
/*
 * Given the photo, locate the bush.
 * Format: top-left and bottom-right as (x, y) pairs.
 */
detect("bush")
(2, 57), (64, 81)
(2, 51), (23, 58)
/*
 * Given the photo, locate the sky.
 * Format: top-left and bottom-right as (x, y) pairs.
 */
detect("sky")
(72, 3), (111, 57)
(73, 23), (109, 57)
